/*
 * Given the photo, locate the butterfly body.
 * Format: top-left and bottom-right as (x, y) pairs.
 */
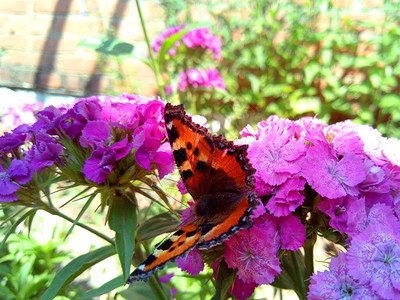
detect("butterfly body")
(126, 103), (256, 284)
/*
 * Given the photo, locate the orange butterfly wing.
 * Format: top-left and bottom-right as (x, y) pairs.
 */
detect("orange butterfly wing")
(126, 103), (256, 283)
(126, 223), (201, 283)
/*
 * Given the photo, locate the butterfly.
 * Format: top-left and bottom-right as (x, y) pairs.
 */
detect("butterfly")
(126, 103), (256, 283)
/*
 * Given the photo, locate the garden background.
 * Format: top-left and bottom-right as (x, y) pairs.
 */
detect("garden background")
(1, 0), (400, 299)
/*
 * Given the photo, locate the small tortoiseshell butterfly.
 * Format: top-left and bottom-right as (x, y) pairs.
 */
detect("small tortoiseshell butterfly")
(126, 103), (256, 283)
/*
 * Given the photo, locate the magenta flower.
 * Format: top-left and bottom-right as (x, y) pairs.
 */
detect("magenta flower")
(79, 120), (110, 148)
(132, 120), (174, 179)
(0, 159), (33, 202)
(277, 215), (306, 251)
(301, 143), (366, 199)
(230, 277), (258, 300)
(246, 116), (305, 186)
(178, 68), (226, 92)
(100, 102), (140, 130)
(151, 25), (222, 59)
(225, 225), (281, 285)
(0, 129), (27, 153)
(266, 176), (305, 216)
(25, 132), (63, 172)
(72, 97), (102, 123)
(151, 25), (187, 53)
(360, 159), (392, 208)
(82, 147), (116, 184)
(327, 121), (365, 156)
(212, 260), (258, 300)
(177, 178), (188, 195)
(308, 253), (378, 300)
(347, 224), (400, 299)
(176, 248), (204, 276)
(82, 136), (133, 184)
(182, 27), (222, 59)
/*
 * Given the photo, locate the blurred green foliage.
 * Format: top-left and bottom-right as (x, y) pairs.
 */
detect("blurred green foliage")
(159, 0), (400, 138)
(0, 209), (86, 300)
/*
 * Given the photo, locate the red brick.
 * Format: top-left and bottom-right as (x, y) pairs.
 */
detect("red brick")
(33, 0), (86, 15)
(3, 52), (41, 67)
(55, 55), (98, 74)
(0, 34), (33, 51)
(62, 74), (82, 90)
(85, 75), (113, 93)
(32, 36), (82, 54)
(29, 15), (55, 36)
(0, 0), (28, 14)
(0, 67), (11, 82)
(59, 16), (104, 35)
(38, 72), (61, 89)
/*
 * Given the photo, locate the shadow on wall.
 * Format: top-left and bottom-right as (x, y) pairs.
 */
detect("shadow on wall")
(34, 0), (129, 96)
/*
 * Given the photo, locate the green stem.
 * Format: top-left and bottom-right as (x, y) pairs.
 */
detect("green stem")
(148, 276), (169, 300)
(135, 0), (165, 98)
(304, 234), (316, 295)
(136, 244), (169, 300)
(46, 206), (115, 245)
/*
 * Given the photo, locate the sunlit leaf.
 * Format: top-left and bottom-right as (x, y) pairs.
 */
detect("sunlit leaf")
(40, 245), (116, 300)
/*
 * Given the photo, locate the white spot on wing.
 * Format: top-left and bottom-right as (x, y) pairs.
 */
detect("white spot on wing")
(138, 264), (145, 270)
(166, 121), (173, 130)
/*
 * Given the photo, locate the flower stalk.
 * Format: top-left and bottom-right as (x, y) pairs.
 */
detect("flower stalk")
(134, 0), (165, 98)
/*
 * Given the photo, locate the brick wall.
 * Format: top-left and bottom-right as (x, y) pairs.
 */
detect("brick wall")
(0, 0), (165, 97)
(0, 0), (390, 97)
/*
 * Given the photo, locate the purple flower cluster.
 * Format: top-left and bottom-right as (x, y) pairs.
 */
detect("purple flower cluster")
(174, 114), (400, 298)
(0, 159), (33, 202)
(239, 116), (400, 298)
(0, 94), (175, 202)
(309, 209), (400, 299)
(176, 68), (226, 92)
(1, 100), (44, 128)
(151, 25), (221, 59)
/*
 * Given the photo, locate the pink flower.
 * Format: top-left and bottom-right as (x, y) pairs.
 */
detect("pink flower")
(308, 253), (378, 300)
(246, 116), (305, 186)
(301, 143), (366, 199)
(347, 224), (400, 299)
(266, 176), (306, 216)
(0, 159), (33, 202)
(225, 225), (281, 285)
(79, 120), (110, 148)
(277, 215), (306, 251)
(176, 248), (204, 275)
(177, 68), (226, 92)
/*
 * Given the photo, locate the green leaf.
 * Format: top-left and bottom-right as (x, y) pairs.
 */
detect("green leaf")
(78, 37), (135, 56)
(379, 94), (400, 109)
(212, 259), (235, 300)
(0, 209), (37, 250)
(82, 275), (124, 299)
(137, 212), (180, 242)
(272, 251), (306, 300)
(64, 194), (96, 240)
(108, 197), (138, 281)
(157, 22), (209, 67)
(40, 245), (116, 300)
(119, 281), (171, 300)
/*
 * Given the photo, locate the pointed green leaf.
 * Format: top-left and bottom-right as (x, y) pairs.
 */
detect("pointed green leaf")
(157, 22), (209, 67)
(137, 212), (180, 242)
(64, 194), (96, 240)
(108, 197), (138, 281)
(82, 275), (124, 299)
(211, 259), (235, 300)
(0, 209), (37, 250)
(40, 245), (116, 300)
(119, 281), (171, 300)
